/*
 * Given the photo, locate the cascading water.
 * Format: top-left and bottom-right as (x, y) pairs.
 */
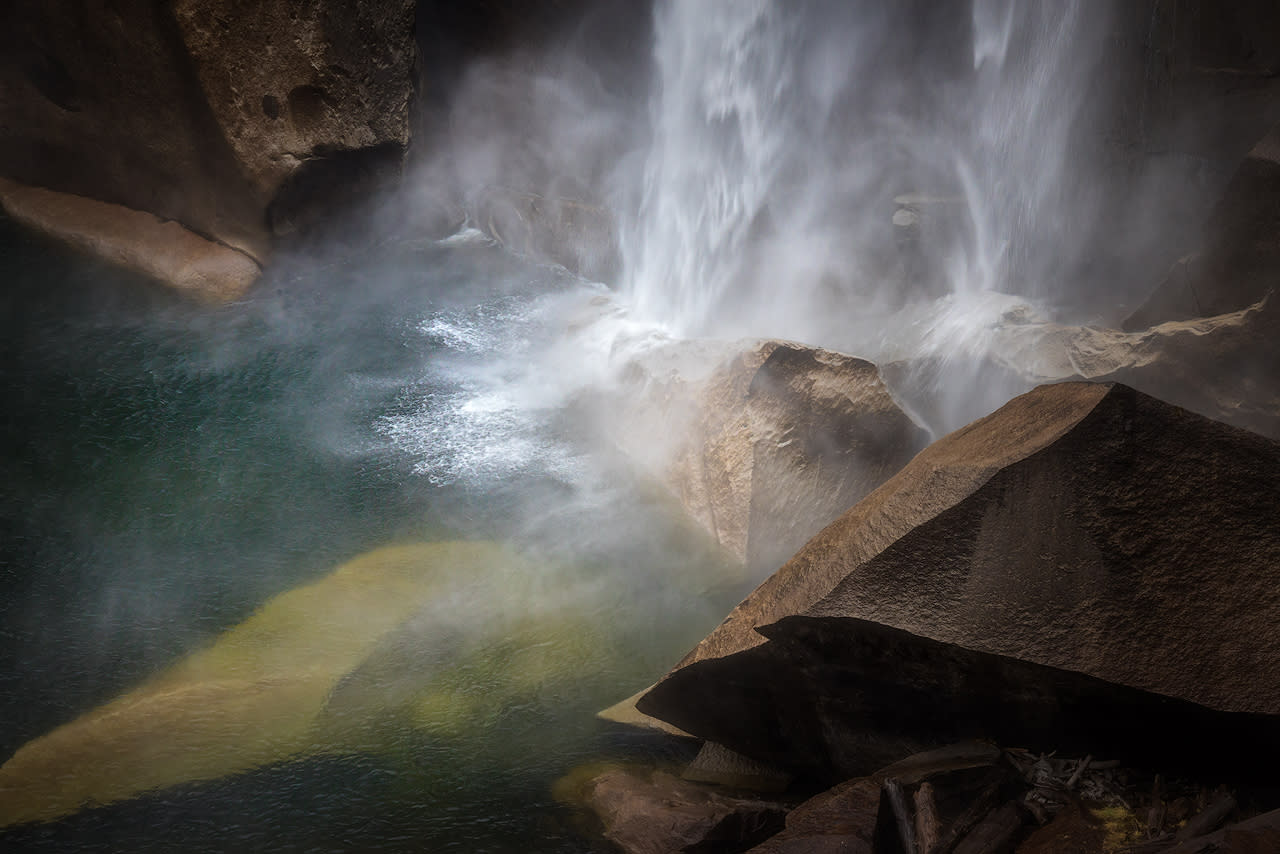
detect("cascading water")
(621, 0), (1113, 433)
(622, 0), (797, 337)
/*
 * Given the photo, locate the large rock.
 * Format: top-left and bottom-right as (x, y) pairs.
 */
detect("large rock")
(571, 766), (787, 854)
(0, 0), (413, 281)
(0, 177), (260, 302)
(609, 339), (929, 577)
(636, 383), (1280, 768)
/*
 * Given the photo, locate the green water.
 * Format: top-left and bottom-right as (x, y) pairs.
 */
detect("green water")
(0, 218), (738, 852)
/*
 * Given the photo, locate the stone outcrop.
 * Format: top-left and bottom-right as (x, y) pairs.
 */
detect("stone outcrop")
(0, 177), (260, 302)
(636, 383), (1280, 775)
(573, 766), (788, 854)
(610, 338), (929, 577)
(988, 295), (1280, 440)
(1125, 121), (1280, 331)
(0, 0), (414, 293)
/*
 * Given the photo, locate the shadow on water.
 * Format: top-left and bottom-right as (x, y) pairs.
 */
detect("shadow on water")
(0, 215), (739, 851)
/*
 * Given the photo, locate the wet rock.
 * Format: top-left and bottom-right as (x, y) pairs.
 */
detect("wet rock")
(0, 0), (414, 266)
(576, 766), (788, 854)
(636, 382), (1280, 776)
(0, 177), (260, 301)
(1125, 122), (1280, 331)
(472, 185), (620, 282)
(988, 295), (1280, 440)
(610, 339), (928, 578)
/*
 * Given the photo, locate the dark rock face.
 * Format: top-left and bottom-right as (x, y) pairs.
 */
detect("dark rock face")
(1163, 808), (1280, 854)
(0, 177), (260, 302)
(638, 382), (1280, 776)
(0, 0), (414, 264)
(640, 616), (1280, 782)
(1126, 122), (1280, 331)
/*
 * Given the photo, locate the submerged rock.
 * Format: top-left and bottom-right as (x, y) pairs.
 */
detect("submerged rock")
(0, 541), (617, 827)
(609, 338), (929, 578)
(636, 382), (1280, 776)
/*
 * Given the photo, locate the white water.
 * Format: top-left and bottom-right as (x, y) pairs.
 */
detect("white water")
(619, 0), (1110, 433)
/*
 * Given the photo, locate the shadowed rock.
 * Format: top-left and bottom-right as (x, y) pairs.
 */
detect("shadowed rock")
(0, 0), (414, 272)
(1126, 121), (1280, 331)
(640, 616), (1280, 782)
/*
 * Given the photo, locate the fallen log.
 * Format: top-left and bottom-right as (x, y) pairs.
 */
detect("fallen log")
(1175, 792), (1236, 841)
(915, 781), (941, 854)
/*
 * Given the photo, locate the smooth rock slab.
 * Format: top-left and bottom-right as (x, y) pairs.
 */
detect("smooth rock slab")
(0, 178), (260, 301)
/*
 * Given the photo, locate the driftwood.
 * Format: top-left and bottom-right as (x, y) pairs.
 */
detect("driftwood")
(1147, 774), (1166, 837)
(914, 781), (941, 854)
(1066, 754), (1092, 790)
(1174, 791), (1236, 841)
(884, 777), (918, 854)
(952, 802), (1026, 854)
(931, 769), (1007, 854)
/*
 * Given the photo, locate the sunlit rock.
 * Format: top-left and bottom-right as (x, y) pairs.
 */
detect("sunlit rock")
(989, 294), (1280, 439)
(0, 178), (260, 301)
(636, 382), (1280, 776)
(0, 541), (611, 827)
(607, 338), (929, 579)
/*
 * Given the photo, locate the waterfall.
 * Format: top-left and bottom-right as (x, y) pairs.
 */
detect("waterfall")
(621, 0), (1110, 358)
